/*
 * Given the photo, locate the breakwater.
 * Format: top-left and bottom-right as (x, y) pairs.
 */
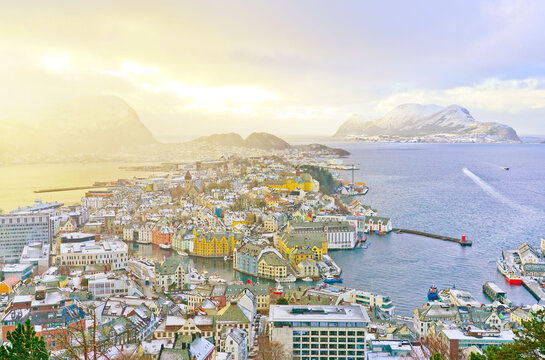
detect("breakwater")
(393, 228), (472, 246)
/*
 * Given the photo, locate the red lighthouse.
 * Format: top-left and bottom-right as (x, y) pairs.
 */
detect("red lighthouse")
(461, 234), (466, 243)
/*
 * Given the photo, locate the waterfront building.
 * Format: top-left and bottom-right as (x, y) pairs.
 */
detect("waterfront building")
(449, 289), (482, 307)
(0, 213), (52, 263)
(518, 242), (542, 265)
(365, 216), (393, 234)
(58, 240), (128, 270)
(152, 224), (174, 248)
(288, 221), (357, 250)
(137, 223), (154, 244)
(192, 231), (239, 257)
(263, 174), (316, 193)
(278, 232), (327, 267)
(349, 291), (395, 316)
(155, 257), (188, 291)
(268, 305), (370, 360)
(296, 260), (320, 278)
(257, 251), (289, 280)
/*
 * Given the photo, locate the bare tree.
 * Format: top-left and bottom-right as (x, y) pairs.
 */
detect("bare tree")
(49, 304), (141, 360)
(421, 332), (450, 360)
(255, 335), (289, 360)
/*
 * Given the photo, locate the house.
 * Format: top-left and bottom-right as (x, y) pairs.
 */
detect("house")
(220, 327), (248, 360)
(0, 275), (21, 294)
(296, 260), (320, 278)
(366, 216), (393, 234)
(155, 257), (187, 291)
(257, 251), (289, 280)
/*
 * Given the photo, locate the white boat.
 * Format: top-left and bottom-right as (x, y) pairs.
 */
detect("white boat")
(178, 251), (189, 257)
(275, 274), (296, 283)
(159, 244), (172, 249)
(302, 277), (313, 282)
(497, 260), (509, 275)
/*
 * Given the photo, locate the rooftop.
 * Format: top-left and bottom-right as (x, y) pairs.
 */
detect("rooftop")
(269, 305), (370, 323)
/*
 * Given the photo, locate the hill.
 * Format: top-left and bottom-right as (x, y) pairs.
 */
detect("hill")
(0, 96), (157, 158)
(335, 104), (520, 143)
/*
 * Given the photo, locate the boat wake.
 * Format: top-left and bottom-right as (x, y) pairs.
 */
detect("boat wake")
(462, 168), (542, 215)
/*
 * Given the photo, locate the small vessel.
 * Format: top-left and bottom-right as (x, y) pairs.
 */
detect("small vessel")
(224, 256), (229, 261)
(324, 275), (343, 284)
(427, 284), (439, 301)
(497, 260), (509, 275)
(275, 274), (297, 283)
(505, 271), (522, 285)
(178, 251), (189, 257)
(302, 277), (313, 282)
(159, 243), (172, 249)
(504, 167), (510, 171)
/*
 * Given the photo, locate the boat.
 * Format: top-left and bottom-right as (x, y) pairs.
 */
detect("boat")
(427, 284), (439, 301)
(302, 277), (313, 282)
(505, 271), (522, 285)
(504, 167), (510, 171)
(159, 243), (172, 249)
(178, 251), (189, 257)
(323, 275), (343, 284)
(224, 256), (229, 261)
(496, 260), (509, 275)
(275, 274), (297, 283)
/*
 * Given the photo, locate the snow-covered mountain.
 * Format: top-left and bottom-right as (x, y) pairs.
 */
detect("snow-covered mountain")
(335, 104), (520, 142)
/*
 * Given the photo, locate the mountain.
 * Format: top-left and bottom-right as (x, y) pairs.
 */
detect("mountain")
(244, 132), (291, 150)
(189, 132), (349, 155)
(0, 96), (157, 157)
(335, 104), (520, 142)
(191, 133), (245, 147)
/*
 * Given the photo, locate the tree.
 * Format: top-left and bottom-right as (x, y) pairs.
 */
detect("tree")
(430, 354), (443, 360)
(0, 319), (49, 360)
(276, 297), (289, 305)
(481, 309), (545, 359)
(255, 335), (289, 360)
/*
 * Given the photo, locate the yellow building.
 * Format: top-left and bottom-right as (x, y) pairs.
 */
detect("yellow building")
(264, 174), (314, 193)
(278, 232), (327, 267)
(191, 231), (240, 257)
(257, 252), (289, 280)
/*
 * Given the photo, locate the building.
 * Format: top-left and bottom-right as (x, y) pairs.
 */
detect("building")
(268, 305), (370, 360)
(233, 243), (263, 277)
(192, 232), (238, 258)
(296, 260), (320, 278)
(19, 242), (50, 271)
(88, 276), (131, 298)
(220, 327), (248, 360)
(2, 263), (34, 281)
(349, 291), (395, 316)
(278, 232), (328, 267)
(257, 251), (289, 280)
(288, 221), (357, 250)
(440, 327), (514, 360)
(58, 240), (128, 270)
(152, 225), (174, 248)
(0, 213), (51, 263)
(365, 216), (393, 234)
(155, 257), (187, 291)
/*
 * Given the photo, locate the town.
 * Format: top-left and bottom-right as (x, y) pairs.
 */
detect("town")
(0, 151), (544, 360)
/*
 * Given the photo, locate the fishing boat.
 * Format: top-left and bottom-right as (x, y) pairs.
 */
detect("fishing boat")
(496, 260), (509, 275)
(427, 284), (439, 301)
(505, 271), (522, 285)
(504, 166), (510, 171)
(323, 275), (343, 284)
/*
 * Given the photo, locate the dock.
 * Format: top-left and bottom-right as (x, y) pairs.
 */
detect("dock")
(393, 228), (472, 246)
(522, 277), (545, 304)
(483, 281), (512, 306)
(34, 185), (107, 193)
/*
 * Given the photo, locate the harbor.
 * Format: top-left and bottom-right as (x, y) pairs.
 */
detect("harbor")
(522, 277), (545, 304)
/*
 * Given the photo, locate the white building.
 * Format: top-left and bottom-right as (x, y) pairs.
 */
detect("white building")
(137, 223), (154, 244)
(289, 221), (357, 249)
(59, 240), (128, 270)
(221, 327), (248, 360)
(0, 213), (52, 263)
(268, 305), (370, 360)
(20, 242), (50, 271)
(88, 275), (131, 298)
(365, 216), (393, 234)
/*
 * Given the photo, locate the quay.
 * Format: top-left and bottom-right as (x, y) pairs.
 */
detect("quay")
(483, 281), (512, 306)
(522, 277), (545, 304)
(34, 185), (106, 193)
(393, 228), (472, 246)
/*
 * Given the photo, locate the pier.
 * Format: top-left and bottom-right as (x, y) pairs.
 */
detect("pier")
(34, 185), (106, 193)
(522, 277), (545, 304)
(393, 228), (472, 246)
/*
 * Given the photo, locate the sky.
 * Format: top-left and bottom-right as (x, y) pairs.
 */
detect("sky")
(1, 0), (545, 141)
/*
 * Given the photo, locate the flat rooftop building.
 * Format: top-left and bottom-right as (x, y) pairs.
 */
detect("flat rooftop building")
(269, 305), (370, 360)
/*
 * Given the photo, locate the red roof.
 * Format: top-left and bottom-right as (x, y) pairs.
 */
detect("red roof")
(2, 275), (20, 287)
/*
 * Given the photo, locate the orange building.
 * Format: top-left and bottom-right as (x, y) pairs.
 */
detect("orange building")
(152, 225), (174, 248)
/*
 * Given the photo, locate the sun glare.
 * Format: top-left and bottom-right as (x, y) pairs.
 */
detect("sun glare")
(43, 52), (71, 71)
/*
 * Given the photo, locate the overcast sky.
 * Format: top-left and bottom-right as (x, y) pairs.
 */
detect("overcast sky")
(1, 0), (545, 140)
